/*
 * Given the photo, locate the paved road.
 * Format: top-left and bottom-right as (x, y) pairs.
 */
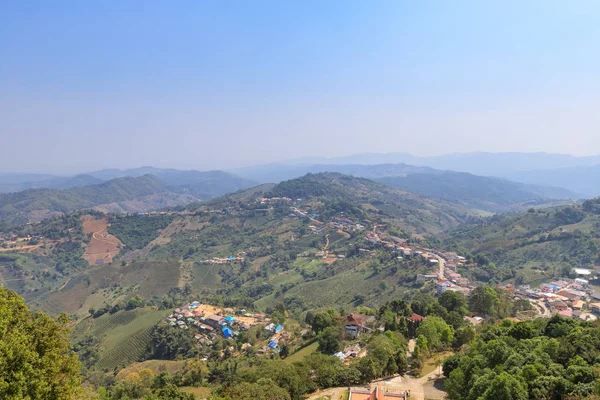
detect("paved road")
(436, 255), (445, 280)
(531, 299), (551, 317)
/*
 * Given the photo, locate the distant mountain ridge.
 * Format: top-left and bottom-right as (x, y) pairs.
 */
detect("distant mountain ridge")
(0, 167), (257, 197)
(230, 162), (438, 183)
(231, 162), (582, 213)
(283, 152), (600, 176)
(0, 175), (170, 225)
(0, 168), (258, 226)
(377, 171), (579, 213)
(508, 165), (600, 198)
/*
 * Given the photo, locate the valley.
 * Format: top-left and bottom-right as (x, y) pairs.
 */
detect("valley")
(1, 171), (600, 400)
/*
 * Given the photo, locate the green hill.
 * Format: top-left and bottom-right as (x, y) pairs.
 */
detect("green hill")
(0, 175), (173, 225)
(94, 173), (480, 313)
(442, 198), (600, 286)
(257, 172), (479, 234)
(232, 162), (580, 213)
(0, 175), (165, 210)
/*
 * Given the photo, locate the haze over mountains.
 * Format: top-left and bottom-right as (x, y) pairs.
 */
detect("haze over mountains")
(0, 168), (257, 196)
(0, 151), (598, 227)
(508, 165), (600, 198)
(0, 171), (258, 226)
(234, 151), (600, 197)
(281, 152), (600, 177)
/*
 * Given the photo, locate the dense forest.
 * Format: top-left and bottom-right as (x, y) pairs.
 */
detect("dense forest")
(444, 316), (600, 399)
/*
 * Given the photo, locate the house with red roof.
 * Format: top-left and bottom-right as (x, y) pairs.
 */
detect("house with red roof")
(344, 313), (375, 339)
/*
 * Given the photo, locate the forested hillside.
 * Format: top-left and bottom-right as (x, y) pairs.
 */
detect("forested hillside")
(0, 175), (167, 224)
(441, 198), (600, 285)
(378, 171), (578, 213)
(444, 316), (600, 399)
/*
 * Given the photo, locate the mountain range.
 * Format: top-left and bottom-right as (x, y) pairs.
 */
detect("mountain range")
(377, 171), (578, 213)
(234, 151), (600, 197)
(0, 162), (587, 228)
(0, 167), (257, 197)
(0, 171), (257, 226)
(282, 151), (600, 176)
(508, 165), (600, 197)
(228, 162), (581, 212)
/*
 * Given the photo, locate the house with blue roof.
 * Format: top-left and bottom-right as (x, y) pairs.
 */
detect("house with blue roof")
(222, 327), (233, 338)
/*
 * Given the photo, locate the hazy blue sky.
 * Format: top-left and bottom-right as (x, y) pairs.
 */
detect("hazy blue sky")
(2, 1), (600, 173)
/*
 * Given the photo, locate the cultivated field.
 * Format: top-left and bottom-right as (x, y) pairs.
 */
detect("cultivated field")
(81, 215), (123, 265)
(74, 308), (169, 371)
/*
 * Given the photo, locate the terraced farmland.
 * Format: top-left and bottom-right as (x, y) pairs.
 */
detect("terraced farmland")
(96, 325), (155, 371)
(74, 307), (169, 371)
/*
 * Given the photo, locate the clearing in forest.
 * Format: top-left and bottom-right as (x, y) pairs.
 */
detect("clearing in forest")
(81, 215), (123, 265)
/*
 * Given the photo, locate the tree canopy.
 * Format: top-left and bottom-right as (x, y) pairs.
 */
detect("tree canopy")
(0, 287), (81, 399)
(444, 316), (600, 400)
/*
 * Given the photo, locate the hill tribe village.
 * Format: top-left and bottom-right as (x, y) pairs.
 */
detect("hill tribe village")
(158, 196), (600, 362)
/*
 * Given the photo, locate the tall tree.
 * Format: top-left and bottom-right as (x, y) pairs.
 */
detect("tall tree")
(0, 287), (82, 399)
(317, 327), (343, 355)
(469, 286), (499, 316)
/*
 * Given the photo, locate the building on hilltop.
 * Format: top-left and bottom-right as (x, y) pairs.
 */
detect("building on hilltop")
(344, 313), (375, 339)
(573, 268), (594, 277)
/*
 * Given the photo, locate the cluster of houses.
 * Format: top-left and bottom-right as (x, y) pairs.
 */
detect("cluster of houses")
(1, 234), (43, 248)
(165, 302), (265, 345)
(254, 323), (287, 355)
(258, 197), (293, 204)
(196, 256), (245, 265)
(435, 267), (472, 296)
(327, 215), (365, 233)
(164, 302), (294, 357)
(365, 231), (399, 249)
(135, 211), (174, 216)
(517, 272), (600, 321)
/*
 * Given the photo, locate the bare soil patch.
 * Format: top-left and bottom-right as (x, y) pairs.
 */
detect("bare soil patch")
(81, 215), (123, 265)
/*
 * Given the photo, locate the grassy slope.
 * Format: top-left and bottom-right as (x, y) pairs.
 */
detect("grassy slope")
(284, 342), (319, 364)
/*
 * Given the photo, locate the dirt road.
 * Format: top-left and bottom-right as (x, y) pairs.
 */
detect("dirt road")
(382, 370), (446, 400)
(306, 387), (347, 400)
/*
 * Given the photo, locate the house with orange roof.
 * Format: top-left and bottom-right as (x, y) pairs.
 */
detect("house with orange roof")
(572, 300), (585, 310)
